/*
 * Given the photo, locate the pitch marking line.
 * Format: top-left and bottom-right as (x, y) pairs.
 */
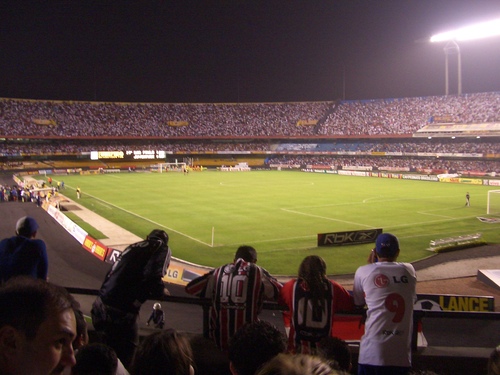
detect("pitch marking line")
(416, 210), (455, 219)
(225, 234), (317, 248)
(280, 208), (373, 228)
(362, 196), (384, 203)
(64, 185), (213, 247)
(389, 214), (483, 230)
(93, 200), (114, 210)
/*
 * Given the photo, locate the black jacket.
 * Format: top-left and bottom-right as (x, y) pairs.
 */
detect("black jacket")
(98, 237), (171, 313)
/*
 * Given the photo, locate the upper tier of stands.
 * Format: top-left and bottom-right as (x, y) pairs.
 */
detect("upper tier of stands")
(319, 92), (500, 136)
(1, 91), (500, 138)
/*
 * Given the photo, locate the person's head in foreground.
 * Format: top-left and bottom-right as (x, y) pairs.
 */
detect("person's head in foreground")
(228, 320), (286, 375)
(129, 329), (194, 375)
(316, 336), (352, 373)
(489, 344), (500, 375)
(255, 353), (339, 375)
(72, 342), (118, 375)
(0, 276), (77, 375)
(72, 308), (89, 351)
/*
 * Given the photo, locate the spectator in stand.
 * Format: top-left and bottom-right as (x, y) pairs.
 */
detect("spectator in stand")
(185, 245), (282, 351)
(3, 94), (500, 175)
(73, 309), (89, 353)
(255, 353), (339, 375)
(129, 329), (195, 375)
(353, 233), (417, 375)
(0, 216), (48, 283)
(0, 277), (77, 374)
(91, 229), (172, 368)
(228, 321), (286, 375)
(316, 336), (352, 373)
(188, 335), (231, 375)
(3, 92), (500, 138)
(489, 345), (500, 375)
(279, 255), (354, 354)
(63, 308), (128, 375)
(63, 308), (89, 375)
(72, 343), (119, 375)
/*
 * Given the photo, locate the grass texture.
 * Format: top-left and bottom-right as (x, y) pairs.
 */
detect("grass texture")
(53, 170), (500, 276)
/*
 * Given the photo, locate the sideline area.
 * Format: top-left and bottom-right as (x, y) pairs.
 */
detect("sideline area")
(56, 194), (213, 286)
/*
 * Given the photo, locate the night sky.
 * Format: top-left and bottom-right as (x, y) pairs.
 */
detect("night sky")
(2, 1), (500, 103)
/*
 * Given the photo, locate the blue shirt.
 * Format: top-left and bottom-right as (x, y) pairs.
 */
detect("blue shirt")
(0, 235), (48, 282)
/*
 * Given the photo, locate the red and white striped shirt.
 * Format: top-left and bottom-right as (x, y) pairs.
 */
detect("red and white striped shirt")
(185, 258), (282, 350)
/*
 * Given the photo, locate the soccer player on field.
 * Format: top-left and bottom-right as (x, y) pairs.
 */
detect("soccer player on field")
(185, 245), (282, 350)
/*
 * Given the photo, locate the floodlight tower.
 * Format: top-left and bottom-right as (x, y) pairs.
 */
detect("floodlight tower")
(430, 18), (500, 96)
(443, 40), (461, 96)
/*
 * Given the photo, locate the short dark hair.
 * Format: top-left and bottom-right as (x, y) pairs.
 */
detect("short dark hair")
(317, 336), (351, 372)
(73, 343), (118, 375)
(228, 321), (286, 375)
(73, 308), (88, 349)
(0, 276), (77, 339)
(130, 329), (194, 375)
(234, 245), (257, 263)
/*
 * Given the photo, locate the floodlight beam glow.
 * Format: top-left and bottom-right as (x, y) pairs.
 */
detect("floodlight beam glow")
(430, 18), (500, 42)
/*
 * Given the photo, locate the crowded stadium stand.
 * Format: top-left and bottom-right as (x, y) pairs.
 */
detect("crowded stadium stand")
(0, 92), (500, 176)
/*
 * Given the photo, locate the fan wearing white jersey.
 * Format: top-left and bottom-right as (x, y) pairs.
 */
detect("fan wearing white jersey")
(353, 233), (417, 375)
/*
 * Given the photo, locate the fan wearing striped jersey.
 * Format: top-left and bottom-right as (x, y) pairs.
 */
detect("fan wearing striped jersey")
(185, 245), (282, 350)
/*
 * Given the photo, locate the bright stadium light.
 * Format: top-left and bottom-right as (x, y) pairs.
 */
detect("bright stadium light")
(429, 18), (500, 96)
(430, 18), (500, 43)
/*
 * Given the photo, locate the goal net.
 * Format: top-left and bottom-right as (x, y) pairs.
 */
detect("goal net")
(487, 190), (500, 215)
(151, 162), (187, 173)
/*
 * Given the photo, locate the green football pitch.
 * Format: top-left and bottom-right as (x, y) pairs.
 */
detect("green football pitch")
(51, 170), (500, 276)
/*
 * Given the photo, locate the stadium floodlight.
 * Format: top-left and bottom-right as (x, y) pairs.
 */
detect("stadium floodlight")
(430, 18), (500, 43)
(430, 18), (500, 96)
